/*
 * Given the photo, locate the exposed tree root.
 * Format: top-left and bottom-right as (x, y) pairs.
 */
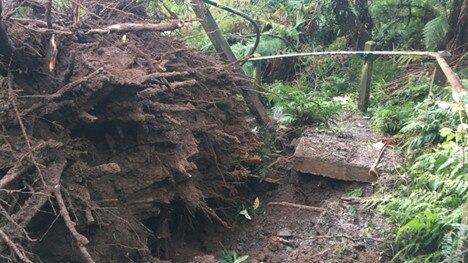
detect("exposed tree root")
(54, 186), (95, 263)
(0, 1), (260, 261)
(0, 229), (33, 263)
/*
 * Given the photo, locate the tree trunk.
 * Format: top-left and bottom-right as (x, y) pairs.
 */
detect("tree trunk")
(355, 0), (373, 50)
(446, 0), (468, 54)
(190, 0), (270, 125)
(332, 0), (371, 50)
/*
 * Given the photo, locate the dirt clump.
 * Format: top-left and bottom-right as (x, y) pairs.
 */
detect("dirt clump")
(0, 3), (260, 262)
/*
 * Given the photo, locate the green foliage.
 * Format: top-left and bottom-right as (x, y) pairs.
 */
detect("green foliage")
(400, 100), (458, 150)
(370, 95), (468, 262)
(267, 81), (341, 125)
(218, 250), (249, 263)
(347, 188), (364, 197)
(423, 15), (449, 51)
(372, 103), (416, 134)
(371, 0), (451, 50)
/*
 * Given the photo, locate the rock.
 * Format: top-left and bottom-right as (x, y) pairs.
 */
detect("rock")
(277, 228), (293, 238)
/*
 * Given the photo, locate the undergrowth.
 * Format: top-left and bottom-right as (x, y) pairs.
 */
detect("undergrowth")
(267, 80), (342, 125)
(369, 75), (468, 262)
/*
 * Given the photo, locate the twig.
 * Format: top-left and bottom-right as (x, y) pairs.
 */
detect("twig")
(45, 0), (52, 29)
(4, 0), (27, 19)
(68, 0), (104, 23)
(0, 163), (33, 189)
(7, 72), (46, 186)
(341, 196), (364, 204)
(54, 186), (96, 263)
(310, 234), (386, 243)
(245, 174), (281, 184)
(271, 236), (295, 247)
(134, 71), (189, 83)
(267, 156), (292, 169)
(267, 201), (325, 212)
(0, 229), (33, 263)
(9, 159), (66, 228)
(50, 67), (104, 99)
(0, 203), (35, 242)
(10, 18), (67, 30)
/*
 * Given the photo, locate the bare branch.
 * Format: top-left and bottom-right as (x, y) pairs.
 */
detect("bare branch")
(0, 229), (33, 263)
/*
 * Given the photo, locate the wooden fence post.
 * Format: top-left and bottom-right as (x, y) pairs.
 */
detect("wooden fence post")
(358, 41), (376, 113)
(431, 51), (452, 88)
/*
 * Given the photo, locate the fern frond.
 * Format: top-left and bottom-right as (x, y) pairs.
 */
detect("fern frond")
(423, 15), (449, 51)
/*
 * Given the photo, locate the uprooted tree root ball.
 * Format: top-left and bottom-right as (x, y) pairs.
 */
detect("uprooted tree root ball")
(0, 4), (261, 262)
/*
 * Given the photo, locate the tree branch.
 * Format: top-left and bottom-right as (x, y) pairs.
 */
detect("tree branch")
(0, 229), (33, 263)
(85, 19), (194, 34)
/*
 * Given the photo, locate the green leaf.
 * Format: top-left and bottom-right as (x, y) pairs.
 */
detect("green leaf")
(234, 255), (249, 263)
(347, 188), (364, 197)
(439, 128), (453, 138)
(423, 15), (448, 51)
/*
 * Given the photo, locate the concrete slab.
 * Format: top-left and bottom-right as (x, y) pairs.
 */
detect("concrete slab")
(292, 114), (397, 182)
(293, 135), (378, 182)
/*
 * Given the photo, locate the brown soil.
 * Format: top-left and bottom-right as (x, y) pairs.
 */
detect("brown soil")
(197, 167), (391, 263)
(0, 2), (390, 263)
(168, 124), (392, 263)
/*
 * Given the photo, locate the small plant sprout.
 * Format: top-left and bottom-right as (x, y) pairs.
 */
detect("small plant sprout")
(218, 250), (249, 263)
(239, 209), (252, 221)
(347, 188), (364, 197)
(252, 197), (260, 210)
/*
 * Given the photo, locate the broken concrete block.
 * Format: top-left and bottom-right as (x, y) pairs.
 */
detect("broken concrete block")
(292, 135), (379, 182)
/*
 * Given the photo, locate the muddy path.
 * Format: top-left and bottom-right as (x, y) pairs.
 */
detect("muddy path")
(168, 122), (392, 263)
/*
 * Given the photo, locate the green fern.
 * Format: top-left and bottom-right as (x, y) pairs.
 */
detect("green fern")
(400, 100), (458, 150)
(267, 81), (340, 125)
(371, 88), (468, 262)
(423, 15), (449, 51)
